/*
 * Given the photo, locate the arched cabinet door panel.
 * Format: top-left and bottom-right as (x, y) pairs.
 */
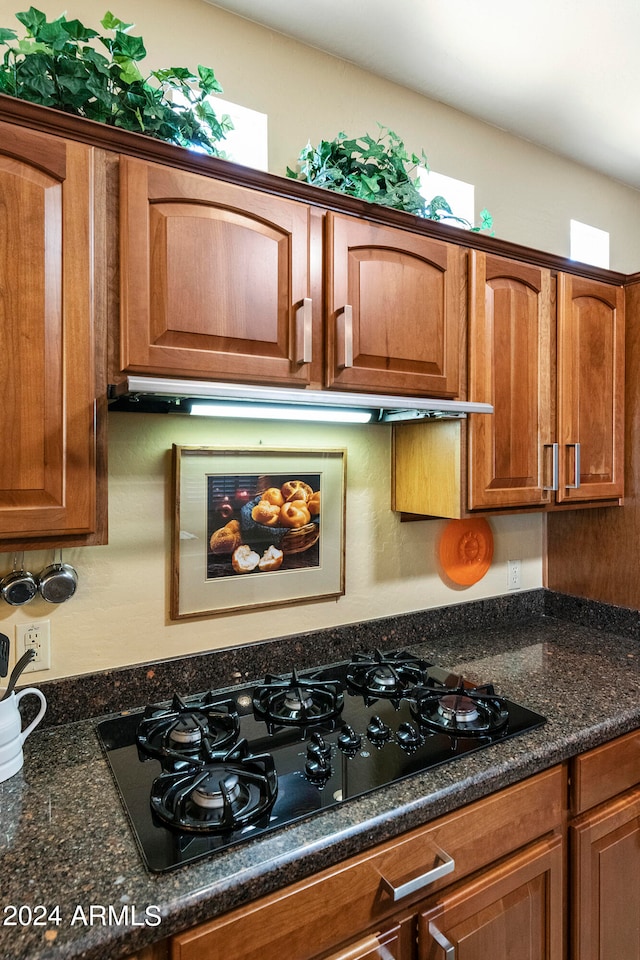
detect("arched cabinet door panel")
(556, 274), (624, 503)
(326, 212), (463, 398)
(119, 157), (318, 387)
(0, 121), (96, 542)
(467, 251), (553, 509)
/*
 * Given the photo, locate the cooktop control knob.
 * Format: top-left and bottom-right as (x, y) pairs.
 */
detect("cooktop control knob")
(337, 723), (362, 754)
(396, 721), (421, 750)
(367, 715), (391, 744)
(304, 752), (331, 784)
(307, 732), (331, 761)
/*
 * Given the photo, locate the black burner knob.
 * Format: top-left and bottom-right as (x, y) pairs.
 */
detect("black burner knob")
(396, 721), (421, 750)
(337, 724), (362, 754)
(307, 732), (331, 761)
(367, 715), (391, 744)
(304, 752), (331, 784)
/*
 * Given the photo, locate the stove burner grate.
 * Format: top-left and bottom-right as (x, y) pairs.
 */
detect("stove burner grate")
(253, 669), (344, 733)
(346, 649), (428, 706)
(409, 677), (510, 737)
(150, 739), (278, 833)
(137, 693), (240, 766)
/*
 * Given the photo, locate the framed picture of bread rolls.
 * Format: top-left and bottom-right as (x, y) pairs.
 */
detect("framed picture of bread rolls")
(171, 446), (346, 619)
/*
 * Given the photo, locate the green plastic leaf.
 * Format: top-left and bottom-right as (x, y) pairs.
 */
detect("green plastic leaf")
(110, 29), (146, 62)
(15, 6), (47, 37)
(61, 19), (99, 42)
(197, 63), (223, 94)
(117, 57), (143, 85)
(0, 27), (17, 44)
(101, 11), (133, 33)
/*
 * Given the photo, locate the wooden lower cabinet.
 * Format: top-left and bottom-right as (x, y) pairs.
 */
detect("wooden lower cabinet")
(571, 789), (640, 960)
(419, 836), (563, 960)
(569, 729), (640, 960)
(170, 767), (565, 960)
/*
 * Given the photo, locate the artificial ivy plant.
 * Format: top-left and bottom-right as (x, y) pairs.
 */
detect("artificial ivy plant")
(0, 7), (233, 154)
(287, 125), (493, 232)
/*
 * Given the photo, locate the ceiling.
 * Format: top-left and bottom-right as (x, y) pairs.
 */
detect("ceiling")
(206, 0), (640, 191)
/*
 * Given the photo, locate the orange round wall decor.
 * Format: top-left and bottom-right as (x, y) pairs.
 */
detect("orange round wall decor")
(439, 517), (494, 586)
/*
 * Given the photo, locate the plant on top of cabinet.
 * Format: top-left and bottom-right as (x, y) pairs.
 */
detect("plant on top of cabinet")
(287, 123), (493, 231)
(0, 7), (233, 154)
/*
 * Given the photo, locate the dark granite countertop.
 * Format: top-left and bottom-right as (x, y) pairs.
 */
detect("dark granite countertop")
(2, 597), (640, 960)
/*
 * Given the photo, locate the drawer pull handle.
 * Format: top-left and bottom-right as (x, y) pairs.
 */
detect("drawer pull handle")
(380, 846), (455, 901)
(429, 919), (456, 959)
(566, 442), (581, 489)
(337, 304), (354, 368)
(295, 298), (312, 364)
(543, 442), (559, 491)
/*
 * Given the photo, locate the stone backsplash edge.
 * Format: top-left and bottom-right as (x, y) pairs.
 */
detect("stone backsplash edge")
(19, 588), (639, 728)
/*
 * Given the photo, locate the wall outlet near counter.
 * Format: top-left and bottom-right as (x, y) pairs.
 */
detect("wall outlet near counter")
(15, 620), (51, 672)
(507, 559), (522, 590)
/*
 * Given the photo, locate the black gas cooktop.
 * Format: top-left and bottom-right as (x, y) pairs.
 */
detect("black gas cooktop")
(97, 650), (546, 873)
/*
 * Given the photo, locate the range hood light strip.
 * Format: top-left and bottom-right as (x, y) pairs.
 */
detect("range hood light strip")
(189, 402), (374, 424)
(114, 377), (494, 421)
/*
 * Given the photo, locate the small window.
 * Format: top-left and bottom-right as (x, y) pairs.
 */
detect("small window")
(214, 97), (268, 171)
(418, 169), (475, 228)
(570, 220), (610, 269)
(169, 91), (268, 170)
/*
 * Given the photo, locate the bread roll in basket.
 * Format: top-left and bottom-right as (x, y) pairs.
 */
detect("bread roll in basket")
(240, 497), (319, 555)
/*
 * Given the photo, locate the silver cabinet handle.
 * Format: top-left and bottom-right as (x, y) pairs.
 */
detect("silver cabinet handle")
(543, 442), (559, 491)
(429, 920), (456, 959)
(566, 442), (581, 489)
(380, 846), (455, 901)
(337, 304), (354, 368)
(295, 297), (312, 364)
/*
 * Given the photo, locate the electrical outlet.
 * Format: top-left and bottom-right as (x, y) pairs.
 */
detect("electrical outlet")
(15, 620), (51, 672)
(507, 559), (522, 590)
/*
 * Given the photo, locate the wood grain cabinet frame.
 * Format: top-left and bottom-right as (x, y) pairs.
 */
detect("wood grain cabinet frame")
(569, 729), (640, 960)
(393, 252), (625, 517)
(467, 251), (553, 510)
(325, 212), (463, 398)
(0, 121), (101, 545)
(119, 156), (321, 388)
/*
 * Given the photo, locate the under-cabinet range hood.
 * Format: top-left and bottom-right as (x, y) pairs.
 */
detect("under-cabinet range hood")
(108, 377), (493, 424)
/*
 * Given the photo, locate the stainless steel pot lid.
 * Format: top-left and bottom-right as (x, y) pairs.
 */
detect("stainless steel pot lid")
(38, 551), (78, 604)
(1, 555), (37, 606)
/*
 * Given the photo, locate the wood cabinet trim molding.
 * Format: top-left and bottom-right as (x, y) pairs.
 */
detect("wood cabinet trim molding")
(0, 95), (629, 287)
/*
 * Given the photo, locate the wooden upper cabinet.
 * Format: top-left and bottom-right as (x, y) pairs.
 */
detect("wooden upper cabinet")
(0, 122), (97, 542)
(119, 157), (319, 387)
(556, 274), (624, 503)
(467, 252), (553, 509)
(325, 212), (462, 397)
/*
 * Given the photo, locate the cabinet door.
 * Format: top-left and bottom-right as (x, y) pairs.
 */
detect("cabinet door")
(418, 836), (563, 960)
(326, 212), (462, 397)
(0, 122), (96, 541)
(556, 274), (624, 503)
(570, 787), (640, 960)
(467, 252), (553, 509)
(120, 157), (316, 386)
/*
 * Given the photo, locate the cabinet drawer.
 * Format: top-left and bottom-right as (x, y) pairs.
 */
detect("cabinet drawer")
(171, 766), (565, 960)
(571, 728), (640, 814)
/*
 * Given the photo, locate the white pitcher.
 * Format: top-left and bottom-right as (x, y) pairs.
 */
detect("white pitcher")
(0, 688), (47, 783)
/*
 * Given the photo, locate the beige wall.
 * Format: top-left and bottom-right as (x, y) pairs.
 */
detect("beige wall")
(0, 415), (543, 680)
(0, 0), (633, 680)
